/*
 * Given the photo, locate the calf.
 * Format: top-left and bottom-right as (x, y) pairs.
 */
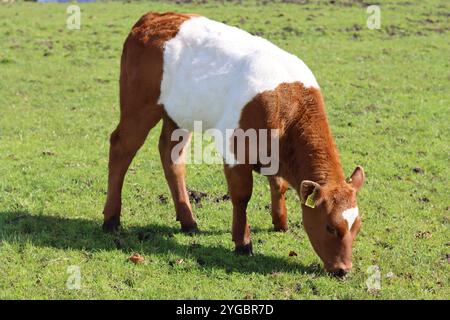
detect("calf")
(102, 12), (365, 276)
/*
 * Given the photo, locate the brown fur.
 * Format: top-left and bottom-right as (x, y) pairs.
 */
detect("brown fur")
(238, 82), (345, 190)
(130, 12), (197, 48)
(102, 12), (365, 276)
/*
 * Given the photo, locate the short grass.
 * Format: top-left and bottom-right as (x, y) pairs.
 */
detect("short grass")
(0, 0), (449, 299)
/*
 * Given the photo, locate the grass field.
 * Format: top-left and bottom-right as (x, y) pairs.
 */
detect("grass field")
(0, 0), (449, 299)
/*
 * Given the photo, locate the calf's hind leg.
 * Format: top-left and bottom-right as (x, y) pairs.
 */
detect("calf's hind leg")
(102, 106), (162, 232)
(159, 115), (198, 233)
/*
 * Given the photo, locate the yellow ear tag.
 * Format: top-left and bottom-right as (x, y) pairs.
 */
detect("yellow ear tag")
(305, 189), (316, 208)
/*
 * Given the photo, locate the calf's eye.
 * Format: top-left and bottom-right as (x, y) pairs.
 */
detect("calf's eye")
(326, 225), (337, 235)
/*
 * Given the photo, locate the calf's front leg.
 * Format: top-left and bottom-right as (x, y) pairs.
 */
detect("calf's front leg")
(268, 176), (289, 231)
(224, 164), (253, 255)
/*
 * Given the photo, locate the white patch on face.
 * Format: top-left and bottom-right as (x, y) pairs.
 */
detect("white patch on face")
(342, 207), (359, 230)
(158, 16), (319, 162)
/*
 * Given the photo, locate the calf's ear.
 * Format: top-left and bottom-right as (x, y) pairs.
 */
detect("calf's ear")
(300, 180), (322, 208)
(348, 166), (365, 192)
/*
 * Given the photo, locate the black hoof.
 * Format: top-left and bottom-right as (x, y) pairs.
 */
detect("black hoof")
(181, 223), (199, 234)
(102, 217), (120, 233)
(235, 242), (253, 256)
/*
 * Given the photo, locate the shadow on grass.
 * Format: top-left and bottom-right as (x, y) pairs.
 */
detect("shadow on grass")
(0, 211), (324, 276)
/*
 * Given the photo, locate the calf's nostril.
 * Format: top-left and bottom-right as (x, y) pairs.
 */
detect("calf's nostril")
(334, 268), (348, 278)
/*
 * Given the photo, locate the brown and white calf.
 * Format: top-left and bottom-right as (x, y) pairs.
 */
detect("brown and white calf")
(102, 12), (365, 276)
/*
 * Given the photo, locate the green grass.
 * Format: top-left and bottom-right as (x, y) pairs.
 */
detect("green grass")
(0, 0), (449, 299)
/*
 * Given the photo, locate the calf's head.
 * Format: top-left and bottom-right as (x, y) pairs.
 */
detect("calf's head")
(300, 166), (365, 277)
